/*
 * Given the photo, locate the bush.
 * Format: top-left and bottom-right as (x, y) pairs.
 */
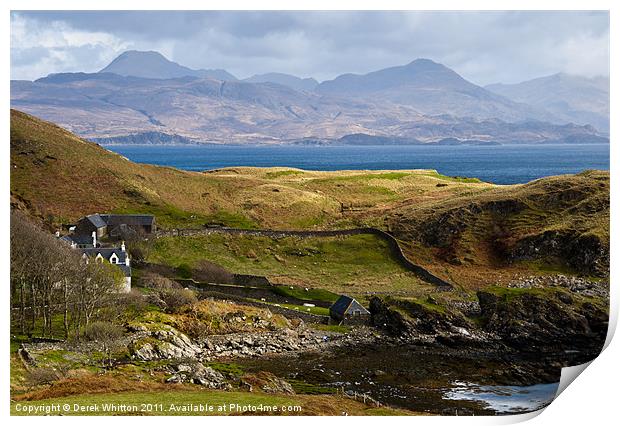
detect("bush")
(193, 260), (234, 284)
(160, 288), (197, 313)
(82, 321), (124, 342)
(176, 263), (193, 279)
(26, 367), (62, 387)
(117, 290), (148, 320)
(140, 272), (196, 313)
(82, 322), (125, 367)
(141, 272), (179, 291)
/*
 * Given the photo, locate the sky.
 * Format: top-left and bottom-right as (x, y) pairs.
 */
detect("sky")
(10, 10), (610, 85)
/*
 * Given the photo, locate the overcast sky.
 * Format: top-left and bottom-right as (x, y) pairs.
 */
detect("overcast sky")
(10, 10), (609, 85)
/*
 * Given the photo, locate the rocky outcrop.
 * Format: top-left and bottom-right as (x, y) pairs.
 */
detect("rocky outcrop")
(165, 362), (231, 389)
(477, 288), (608, 356)
(507, 274), (609, 299)
(368, 297), (487, 347)
(510, 230), (609, 275)
(201, 327), (377, 359)
(369, 287), (608, 361)
(128, 325), (202, 361)
(240, 371), (295, 394)
(127, 322), (378, 362)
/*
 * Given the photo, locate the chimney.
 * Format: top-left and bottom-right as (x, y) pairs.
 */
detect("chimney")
(55, 230), (60, 237)
(121, 241), (126, 252)
(125, 255), (130, 266)
(92, 231), (97, 247)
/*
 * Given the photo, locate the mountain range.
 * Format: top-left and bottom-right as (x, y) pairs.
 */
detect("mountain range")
(486, 73), (609, 133)
(100, 50), (238, 81)
(10, 50), (609, 145)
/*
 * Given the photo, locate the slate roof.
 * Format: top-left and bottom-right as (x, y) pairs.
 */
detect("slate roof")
(117, 264), (132, 277)
(85, 214), (107, 229)
(329, 295), (370, 316)
(60, 234), (94, 247)
(100, 214), (155, 227)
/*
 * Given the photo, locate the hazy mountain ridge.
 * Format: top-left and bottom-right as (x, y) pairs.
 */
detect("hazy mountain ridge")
(315, 59), (559, 123)
(99, 50), (238, 81)
(10, 51), (608, 145)
(486, 73), (609, 133)
(243, 72), (319, 92)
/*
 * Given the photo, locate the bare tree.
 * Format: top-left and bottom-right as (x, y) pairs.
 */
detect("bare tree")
(11, 211), (125, 341)
(141, 272), (196, 313)
(82, 321), (125, 367)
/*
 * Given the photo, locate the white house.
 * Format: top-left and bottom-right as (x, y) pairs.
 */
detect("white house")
(79, 241), (132, 292)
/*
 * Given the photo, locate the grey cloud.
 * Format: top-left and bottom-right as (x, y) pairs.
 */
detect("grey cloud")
(10, 10), (609, 85)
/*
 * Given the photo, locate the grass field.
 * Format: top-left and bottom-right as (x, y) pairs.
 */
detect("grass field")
(148, 233), (434, 295)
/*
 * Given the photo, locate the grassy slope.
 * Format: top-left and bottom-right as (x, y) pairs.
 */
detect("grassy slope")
(387, 170), (610, 288)
(10, 109), (493, 229)
(149, 233), (432, 295)
(11, 109), (609, 289)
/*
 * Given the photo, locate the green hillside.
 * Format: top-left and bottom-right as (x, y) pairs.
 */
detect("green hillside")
(10, 109), (609, 289)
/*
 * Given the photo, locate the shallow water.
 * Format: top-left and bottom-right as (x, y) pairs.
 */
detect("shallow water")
(239, 344), (562, 415)
(106, 143), (609, 185)
(444, 382), (559, 414)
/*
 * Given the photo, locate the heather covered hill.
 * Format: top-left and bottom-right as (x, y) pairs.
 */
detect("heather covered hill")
(9, 109), (494, 230)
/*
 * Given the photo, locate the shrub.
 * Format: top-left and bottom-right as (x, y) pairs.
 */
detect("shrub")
(176, 263), (193, 279)
(27, 367), (62, 387)
(82, 322), (125, 367)
(193, 260), (234, 284)
(141, 272), (179, 291)
(117, 290), (148, 320)
(160, 288), (197, 313)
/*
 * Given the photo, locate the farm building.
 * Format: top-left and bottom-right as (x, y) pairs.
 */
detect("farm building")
(74, 214), (156, 240)
(329, 295), (370, 324)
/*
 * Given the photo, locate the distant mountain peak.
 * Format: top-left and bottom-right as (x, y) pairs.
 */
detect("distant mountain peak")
(99, 50), (237, 81)
(116, 50), (166, 59)
(405, 58), (443, 68)
(316, 57), (477, 96)
(243, 72), (318, 91)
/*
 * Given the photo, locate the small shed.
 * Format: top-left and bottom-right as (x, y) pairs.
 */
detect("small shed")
(329, 295), (370, 324)
(75, 214), (108, 238)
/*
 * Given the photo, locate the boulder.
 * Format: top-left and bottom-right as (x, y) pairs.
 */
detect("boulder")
(241, 371), (295, 394)
(129, 325), (202, 361)
(166, 362), (231, 389)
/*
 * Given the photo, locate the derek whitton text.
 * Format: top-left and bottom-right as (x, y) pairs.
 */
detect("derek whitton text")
(14, 402), (304, 415)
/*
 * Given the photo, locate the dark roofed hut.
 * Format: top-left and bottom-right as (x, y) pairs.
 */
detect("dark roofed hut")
(75, 214), (108, 239)
(100, 214), (156, 238)
(329, 295), (370, 324)
(74, 214), (156, 241)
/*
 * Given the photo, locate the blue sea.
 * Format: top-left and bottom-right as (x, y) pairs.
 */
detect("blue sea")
(106, 144), (609, 185)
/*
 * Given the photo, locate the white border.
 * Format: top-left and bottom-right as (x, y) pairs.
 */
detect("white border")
(2, 1), (616, 425)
